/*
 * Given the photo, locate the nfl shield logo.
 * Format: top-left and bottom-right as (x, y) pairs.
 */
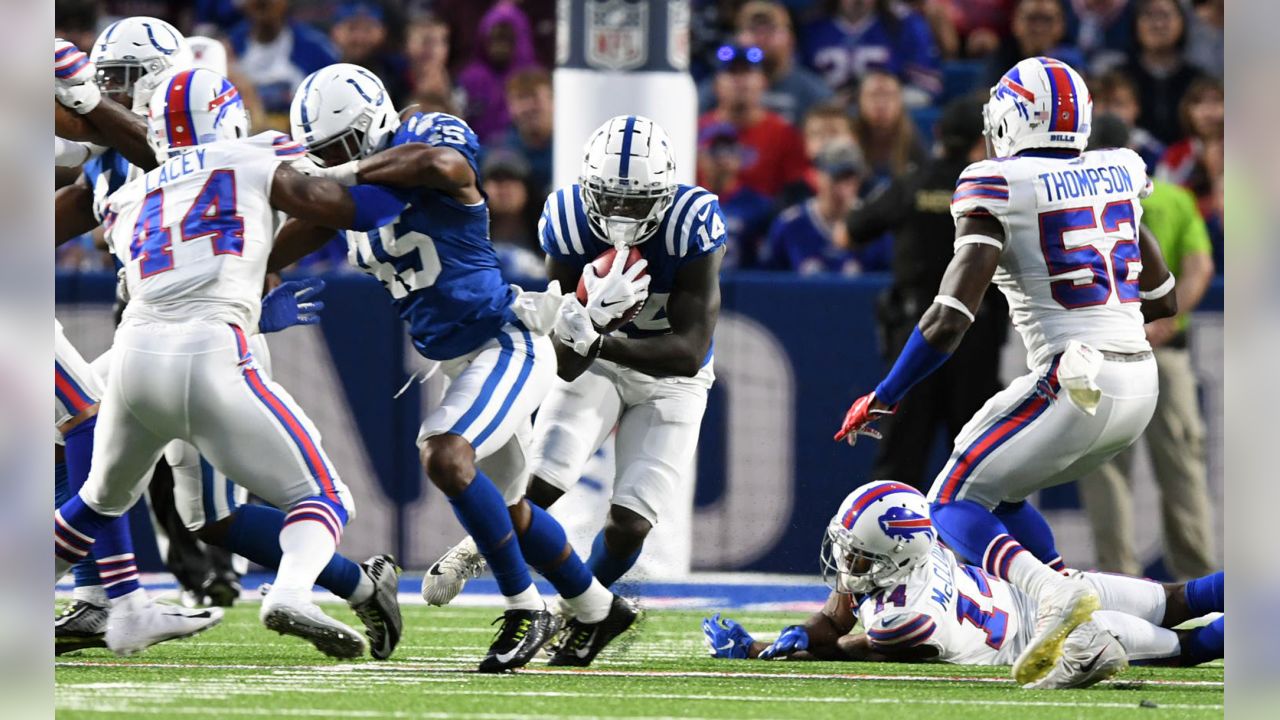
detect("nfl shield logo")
(586, 0), (649, 71)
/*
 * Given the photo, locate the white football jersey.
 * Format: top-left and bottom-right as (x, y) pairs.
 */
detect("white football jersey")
(103, 132), (307, 330)
(857, 544), (1036, 665)
(951, 148), (1154, 369)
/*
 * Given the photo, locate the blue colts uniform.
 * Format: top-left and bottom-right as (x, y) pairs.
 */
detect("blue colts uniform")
(538, 183), (727, 362)
(82, 148), (133, 224)
(346, 112), (517, 362)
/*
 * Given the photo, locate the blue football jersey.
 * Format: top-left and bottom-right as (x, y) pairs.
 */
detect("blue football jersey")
(82, 148), (134, 223)
(799, 9), (941, 99)
(539, 183), (726, 344)
(346, 112), (516, 361)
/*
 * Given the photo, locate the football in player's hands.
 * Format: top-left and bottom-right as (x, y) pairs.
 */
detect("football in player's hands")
(575, 245), (648, 333)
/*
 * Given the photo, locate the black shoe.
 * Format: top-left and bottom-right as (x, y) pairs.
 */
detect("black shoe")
(477, 608), (555, 673)
(350, 554), (403, 660)
(547, 595), (639, 667)
(55, 600), (109, 655)
(201, 572), (242, 608)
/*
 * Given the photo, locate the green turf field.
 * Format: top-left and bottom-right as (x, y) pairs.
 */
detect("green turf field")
(55, 602), (1223, 720)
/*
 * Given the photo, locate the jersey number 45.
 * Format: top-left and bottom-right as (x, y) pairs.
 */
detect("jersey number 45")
(1038, 200), (1140, 309)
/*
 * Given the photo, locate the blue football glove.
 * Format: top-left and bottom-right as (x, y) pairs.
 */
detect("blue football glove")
(759, 625), (809, 660)
(259, 278), (325, 333)
(702, 613), (754, 659)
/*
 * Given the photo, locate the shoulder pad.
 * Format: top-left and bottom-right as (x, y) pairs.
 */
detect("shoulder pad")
(951, 160), (1010, 221)
(661, 185), (724, 257)
(242, 131), (308, 159)
(539, 184), (592, 258)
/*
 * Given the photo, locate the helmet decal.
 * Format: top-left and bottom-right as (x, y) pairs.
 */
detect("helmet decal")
(1040, 58), (1080, 133)
(164, 69), (197, 149)
(143, 21), (180, 55)
(839, 481), (919, 529)
(617, 115), (637, 179)
(877, 506), (934, 541)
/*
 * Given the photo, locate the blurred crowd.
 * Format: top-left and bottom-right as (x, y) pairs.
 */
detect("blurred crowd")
(55, 0), (1224, 280)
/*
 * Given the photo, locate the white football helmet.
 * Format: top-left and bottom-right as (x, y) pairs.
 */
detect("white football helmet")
(290, 63), (400, 166)
(821, 481), (937, 595)
(580, 115), (677, 246)
(187, 36), (228, 76)
(984, 56), (1093, 158)
(147, 68), (248, 161)
(90, 16), (193, 110)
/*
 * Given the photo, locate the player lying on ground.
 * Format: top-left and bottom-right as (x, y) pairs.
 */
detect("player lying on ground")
(273, 64), (641, 671)
(54, 33), (403, 660)
(832, 57), (1180, 685)
(52, 67), (409, 660)
(423, 115), (725, 618)
(703, 482), (1224, 689)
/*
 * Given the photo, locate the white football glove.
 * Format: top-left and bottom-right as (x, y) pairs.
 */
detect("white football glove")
(581, 248), (650, 328)
(287, 155), (325, 177)
(555, 300), (601, 357)
(511, 280), (568, 336)
(314, 159), (360, 186)
(54, 39), (101, 114)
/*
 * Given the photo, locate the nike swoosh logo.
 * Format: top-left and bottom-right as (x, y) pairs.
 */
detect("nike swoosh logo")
(574, 631), (597, 658)
(163, 610), (213, 619)
(428, 565), (445, 576)
(697, 207), (710, 221)
(1078, 646), (1108, 674)
(715, 640), (734, 652)
(599, 299), (628, 308)
(495, 648), (520, 664)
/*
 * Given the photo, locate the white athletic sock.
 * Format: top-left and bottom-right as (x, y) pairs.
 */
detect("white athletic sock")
(1092, 610), (1181, 661)
(73, 584), (108, 607)
(272, 520), (337, 595)
(561, 579), (613, 624)
(110, 587), (149, 611)
(505, 584), (544, 612)
(1007, 550), (1070, 604)
(1078, 571), (1167, 624)
(347, 568), (375, 605)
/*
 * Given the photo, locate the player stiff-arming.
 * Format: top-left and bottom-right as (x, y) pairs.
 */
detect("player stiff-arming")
(279, 65), (637, 672)
(705, 483), (1225, 688)
(423, 115), (725, 647)
(833, 57), (1181, 685)
(52, 67), (410, 659)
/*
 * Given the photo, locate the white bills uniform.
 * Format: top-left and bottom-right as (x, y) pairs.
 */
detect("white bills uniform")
(927, 149), (1159, 508)
(858, 544), (1168, 665)
(82, 133), (353, 518)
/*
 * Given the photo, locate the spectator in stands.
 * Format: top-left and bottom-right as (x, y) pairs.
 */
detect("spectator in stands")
(698, 44), (810, 199)
(1079, 115), (1217, 581)
(986, 0), (1085, 85)
(761, 144), (877, 274)
(852, 70), (927, 191)
(330, 2), (410, 106)
(434, 0), (557, 73)
(457, 1), (542, 142)
(483, 150), (545, 280)
(1120, 0), (1206, 145)
(1092, 70), (1166, 172)
(844, 95), (1008, 490)
(700, 1), (832, 126)
(696, 123), (777, 269)
(1065, 0), (1135, 74)
(54, 0), (99, 54)
(405, 13), (461, 115)
(905, 0), (962, 59)
(229, 0), (338, 129)
(801, 101), (858, 194)
(499, 69), (554, 199)
(1156, 77), (1225, 260)
(800, 0), (942, 108)
(940, 0), (1014, 58)
(1186, 0), (1223, 79)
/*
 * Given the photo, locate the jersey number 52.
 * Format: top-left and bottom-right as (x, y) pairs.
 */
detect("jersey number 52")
(1038, 200), (1140, 309)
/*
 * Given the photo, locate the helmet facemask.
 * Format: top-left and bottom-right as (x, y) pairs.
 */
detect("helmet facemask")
(820, 526), (917, 596)
(580, 176), (675, 246)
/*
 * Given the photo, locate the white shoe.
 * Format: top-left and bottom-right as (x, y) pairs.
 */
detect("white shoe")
(421, 536), (485, 606)
(104, 594), (223, 657)
(1025, 621), (1128, 689)
(1013, 578), (1102, 685)
(260, 590), (366, 660)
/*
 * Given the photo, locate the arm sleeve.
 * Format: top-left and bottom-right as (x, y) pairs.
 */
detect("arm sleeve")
(1121, 148), (1155, 199)
(865, 611), (940, 651)
(950, 160), (1010, 233)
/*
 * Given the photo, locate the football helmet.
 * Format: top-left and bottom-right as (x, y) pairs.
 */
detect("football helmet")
(984, 57), (1092, 158)
(90, 16), (193, 109)
(290, 63), (400, 166)
(147, 69), (247, 161)
(580, 115), (677, 246)
(820, 481), (937, 595)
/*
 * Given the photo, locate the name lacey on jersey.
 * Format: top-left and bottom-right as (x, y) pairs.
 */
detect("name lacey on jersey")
(538, 183), (727, 352)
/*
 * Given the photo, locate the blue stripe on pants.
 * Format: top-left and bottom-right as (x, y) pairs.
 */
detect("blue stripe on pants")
(471, 328), (536, 448)
(448, 331), (516, 439)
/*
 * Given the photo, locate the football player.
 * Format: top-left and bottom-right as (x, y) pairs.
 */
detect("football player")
(55, 35), (404, 660)
(832, 57), (1178, 684)
(423, 117), (726, 645)
(704, 482), (1225, 689)
(53, 67), (408, 659)
(276, 65), (641, 671)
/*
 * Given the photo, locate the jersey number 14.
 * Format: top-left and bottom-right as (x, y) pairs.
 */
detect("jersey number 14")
(1038, 200), (1140, 309)
(129, 170), (245, 278)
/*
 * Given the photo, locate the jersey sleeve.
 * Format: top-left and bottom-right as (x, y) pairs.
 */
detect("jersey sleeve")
(1119, 147), (1155, 199)
(661, 187), (727, 261)
(538, 185), (591, 269)
(398, 112), (482, 181)
(951, 160), (1011, 251)
(864, 611), (941, 651)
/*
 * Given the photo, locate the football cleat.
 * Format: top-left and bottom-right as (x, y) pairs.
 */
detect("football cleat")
(1024, 621), (1128, 689)
(477, 608), (556, 673)
(350, 554), (403, 660)
(55, 599), (109, 655)
(548, 595), (640, 667)
(260, 590), (366, 660)
(201, 571), (242, 608)
(421, 536), (485, 606)
(104, 596), (223, 657)
(1013, 578), (1102, 685)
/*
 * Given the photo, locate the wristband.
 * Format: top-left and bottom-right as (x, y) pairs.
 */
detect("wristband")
(874, 326), (952, 405)
(1139, 273), (1175, 301)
